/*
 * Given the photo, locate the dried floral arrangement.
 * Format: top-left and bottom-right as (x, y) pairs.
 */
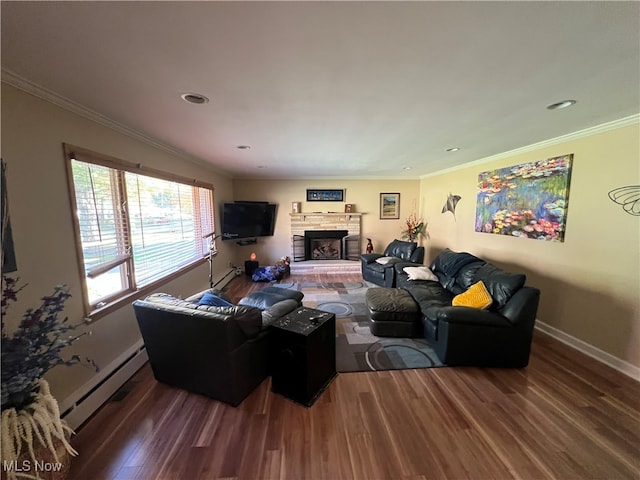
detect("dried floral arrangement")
(1, 276), (98, 479)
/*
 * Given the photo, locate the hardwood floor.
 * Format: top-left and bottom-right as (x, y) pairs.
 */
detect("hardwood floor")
(68, 273), (640, 480)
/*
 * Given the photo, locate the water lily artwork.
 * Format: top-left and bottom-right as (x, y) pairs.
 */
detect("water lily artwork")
(475, 154), (573, 242)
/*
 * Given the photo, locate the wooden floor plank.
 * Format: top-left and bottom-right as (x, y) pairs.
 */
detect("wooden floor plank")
(68, 272), (640, 480)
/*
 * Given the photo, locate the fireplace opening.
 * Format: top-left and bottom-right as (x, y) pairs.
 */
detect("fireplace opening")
(304, 230), (348, 261)
(310, 238), (341, 260)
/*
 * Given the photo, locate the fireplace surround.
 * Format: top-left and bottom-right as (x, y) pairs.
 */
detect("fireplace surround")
(290, 212), (362, 262)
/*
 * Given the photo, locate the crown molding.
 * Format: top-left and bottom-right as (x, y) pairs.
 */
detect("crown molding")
(420, 113), (640, 179)
(1, 69), (225, 174)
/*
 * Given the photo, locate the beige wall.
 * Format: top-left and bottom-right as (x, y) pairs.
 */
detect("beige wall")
(1, 84), (235, 402)
(231, 179), (421, 265)
(419, 123), (640, 368)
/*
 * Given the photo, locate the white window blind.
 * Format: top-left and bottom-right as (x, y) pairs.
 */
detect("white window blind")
(66, 145), (214, 314)
(70, 161), (131, 306)
(125, 172), (213, 287)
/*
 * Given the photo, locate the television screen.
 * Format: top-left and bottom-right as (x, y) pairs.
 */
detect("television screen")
(222, 202), (277, 240)
(262, 204), (276, 236)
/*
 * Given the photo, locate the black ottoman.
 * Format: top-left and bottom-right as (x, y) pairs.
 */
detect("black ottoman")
(366, 287), (422, 337)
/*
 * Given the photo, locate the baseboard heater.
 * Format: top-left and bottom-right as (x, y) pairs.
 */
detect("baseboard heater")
(59, 340), (149, 431)
(214, 267), (237, 288)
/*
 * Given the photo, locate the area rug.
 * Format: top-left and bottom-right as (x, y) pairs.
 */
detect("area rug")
(271, 282), (444, 373)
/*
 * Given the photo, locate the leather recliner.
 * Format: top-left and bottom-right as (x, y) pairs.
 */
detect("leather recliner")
(132, 287), (302, 406)
(361, 239), (424, 287)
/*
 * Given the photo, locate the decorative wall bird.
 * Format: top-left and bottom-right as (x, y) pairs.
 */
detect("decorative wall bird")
(442, 193), (462, 220)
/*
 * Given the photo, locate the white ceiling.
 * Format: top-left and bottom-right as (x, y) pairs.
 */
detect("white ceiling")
(2, 1), (639, 179)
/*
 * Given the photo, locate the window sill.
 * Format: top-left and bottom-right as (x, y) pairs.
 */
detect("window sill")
(86, 258), (206, 321)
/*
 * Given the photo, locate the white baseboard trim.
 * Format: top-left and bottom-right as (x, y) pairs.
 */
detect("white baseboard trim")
(535, 321), (640, 381)
(59, 340), (148, 430)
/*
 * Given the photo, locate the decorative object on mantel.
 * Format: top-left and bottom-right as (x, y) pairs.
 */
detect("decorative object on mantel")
(292, 202), (301, 213)
(366, 238), (374, 254)
(345, 204), (355, 213)
(442, 193), (462, 221)
(608, 185), (640, 216)
(401, 213), (427, 242)
(306, 189), (344, 202)
(475, 154), (573, 241)
(1, 277), (99, 480)
(379, 193), (400, 219)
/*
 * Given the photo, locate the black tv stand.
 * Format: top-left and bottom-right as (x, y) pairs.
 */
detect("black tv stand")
(236, 238), (257, 246)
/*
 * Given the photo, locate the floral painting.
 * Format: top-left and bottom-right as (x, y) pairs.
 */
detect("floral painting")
(475, 154), (573, 242)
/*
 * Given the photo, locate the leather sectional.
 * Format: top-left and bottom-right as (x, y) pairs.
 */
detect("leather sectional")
(367, 248), (540, 368)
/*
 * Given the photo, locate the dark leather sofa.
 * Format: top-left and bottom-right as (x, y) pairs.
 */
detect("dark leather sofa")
(361, 239), (425, 287)
(395, 248), (540, 367)
(133, 287), (303, 406)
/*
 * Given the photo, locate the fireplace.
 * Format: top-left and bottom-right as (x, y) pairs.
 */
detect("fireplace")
(304, 230), (348, 261)
(290, 212), (362, 262)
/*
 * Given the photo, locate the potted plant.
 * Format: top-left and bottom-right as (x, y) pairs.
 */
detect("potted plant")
(1, 276), (97, 480)
(401, 212), (428, 242)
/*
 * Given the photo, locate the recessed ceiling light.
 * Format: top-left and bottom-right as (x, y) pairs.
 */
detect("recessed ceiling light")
(180, 93), (209, 104)
(546, 100), (576, 110)
(403, 166), (412, 170)
(446, 147), (460, 152)
(237, 145), (251, 150)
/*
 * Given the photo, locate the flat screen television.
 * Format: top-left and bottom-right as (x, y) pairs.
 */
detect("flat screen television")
(221, 202), (277, 240)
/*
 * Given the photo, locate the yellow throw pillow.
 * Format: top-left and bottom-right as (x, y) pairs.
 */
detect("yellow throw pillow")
(452, 280), (492, 309)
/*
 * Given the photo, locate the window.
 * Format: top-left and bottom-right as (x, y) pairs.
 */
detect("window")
(64, 144), (214, 317)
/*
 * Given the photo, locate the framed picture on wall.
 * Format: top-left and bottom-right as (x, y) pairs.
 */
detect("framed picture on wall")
(380, 193), (400, 219)
(307, 189), (344, 201)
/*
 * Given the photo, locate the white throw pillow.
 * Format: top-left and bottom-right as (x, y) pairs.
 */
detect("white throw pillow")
(403, 266), (438, 281)
(375, 256), (396, 265)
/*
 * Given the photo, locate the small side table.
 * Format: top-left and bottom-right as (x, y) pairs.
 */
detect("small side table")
(270, 307), (337, 406)
(244, 260), (259, 276)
